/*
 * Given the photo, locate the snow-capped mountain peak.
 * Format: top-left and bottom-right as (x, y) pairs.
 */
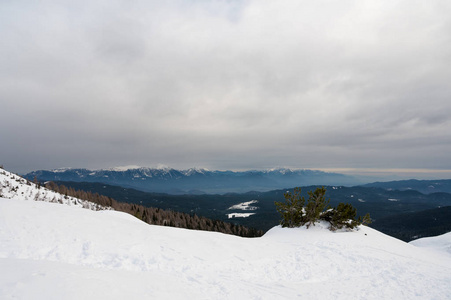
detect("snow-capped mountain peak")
(24, 166), (360, 194)
(155, 163), (171, 171)
(181, 167), (209, 176)
(51, 167), (73, 173)
(108, 165), (142, 172)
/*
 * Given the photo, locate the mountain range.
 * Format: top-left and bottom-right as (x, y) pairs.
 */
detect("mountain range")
(24, 166), (362, 194)
(21, 166), (451, 241)
(362, 179), (451, 194)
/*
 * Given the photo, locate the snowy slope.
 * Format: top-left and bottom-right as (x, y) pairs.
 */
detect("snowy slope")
(0, 168), (109, 211)
(410, 232), (451, 255)
(1, 197), (450, 299)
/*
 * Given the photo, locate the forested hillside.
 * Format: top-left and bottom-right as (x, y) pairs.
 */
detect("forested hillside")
(53, 181), (451, 240)
(0, 168), (262, 237)
(45, 181), (263, 237)
(370, 206), (451, 241)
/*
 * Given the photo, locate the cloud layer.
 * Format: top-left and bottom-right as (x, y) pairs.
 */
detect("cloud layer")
(1, 0), (451, 174)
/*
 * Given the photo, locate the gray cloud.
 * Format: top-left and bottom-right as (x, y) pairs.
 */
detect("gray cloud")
(1, 0), (451, 176)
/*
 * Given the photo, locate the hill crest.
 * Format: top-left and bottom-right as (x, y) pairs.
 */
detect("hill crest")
(0, 195), (450, 299)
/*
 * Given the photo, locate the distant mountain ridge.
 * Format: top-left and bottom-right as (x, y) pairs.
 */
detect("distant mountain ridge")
(24, 167), (361, 194)
(362, 179), (451, 194)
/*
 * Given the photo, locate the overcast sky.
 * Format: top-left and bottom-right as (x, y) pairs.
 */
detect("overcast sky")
(1, 0), (451, 177)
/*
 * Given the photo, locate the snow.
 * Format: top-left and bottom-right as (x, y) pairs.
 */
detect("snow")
(109, 165), (142, 171)
(1, 169), (451, 299)
(228, 200), (258, 210)
(0, 169), (109, 211)
(227, 212), (256, 218)
(156, 163), (170, 170)
(50, 167), (72, 173)
(227, 200), (258, 218)
(267, 167), (294, 173)
(181, 168), (209, 176)
(0, 197), (450, 299)
(410, 232), (451, 255)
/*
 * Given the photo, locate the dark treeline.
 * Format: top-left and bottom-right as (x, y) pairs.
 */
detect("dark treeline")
(370, 206), (451, 241)
(45, 181), (263, 238)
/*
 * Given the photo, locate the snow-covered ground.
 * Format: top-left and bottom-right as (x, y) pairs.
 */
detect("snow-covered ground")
(1, 196), (450, 299)
(228, 200), (258, 210)
(410, 232), (451, 255)
(227, 200), (258, 218)
(0, 169), (109, 211)
(227, 212), (256, 219)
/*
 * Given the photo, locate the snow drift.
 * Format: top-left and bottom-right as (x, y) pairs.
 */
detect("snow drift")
(1, 196), (450, 299)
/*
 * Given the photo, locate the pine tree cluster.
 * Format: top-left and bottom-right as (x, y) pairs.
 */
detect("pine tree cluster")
(275, 187), (371, 231)
(45, 182), (263, 238)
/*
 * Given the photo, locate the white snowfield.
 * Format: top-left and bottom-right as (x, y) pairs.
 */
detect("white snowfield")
(410, 232), (451, 255)
(1, 198), (450, 299)
(227, 212), (256, 218)
(0, 169), (109, 211)
(228, 200), (258, 210)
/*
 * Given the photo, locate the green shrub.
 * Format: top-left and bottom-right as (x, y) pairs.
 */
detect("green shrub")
(304, 187), (329, 228)
(275, 187), (370, 231)
(322, 202), (360, 231)
(275, 187), (305, 228)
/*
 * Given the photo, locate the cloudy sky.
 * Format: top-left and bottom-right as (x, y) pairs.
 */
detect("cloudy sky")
(1, 0), (451, 177)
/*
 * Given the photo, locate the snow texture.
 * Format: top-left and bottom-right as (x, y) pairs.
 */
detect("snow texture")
(228, 200), (258, 210)
(227, 212), (256, 219)
(410, 232), (451, 255)
(0, 197), (450, 299)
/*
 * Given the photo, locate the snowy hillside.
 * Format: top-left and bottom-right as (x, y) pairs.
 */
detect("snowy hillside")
(410, 232), (451, 255)
(1, 197), (450, 299)
(0, 168), (109, 211)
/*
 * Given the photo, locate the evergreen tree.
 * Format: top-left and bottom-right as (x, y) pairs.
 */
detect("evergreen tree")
(275, 187), (305, 228)
(304, 187), (329, 228)
(275, 187), (370, 231)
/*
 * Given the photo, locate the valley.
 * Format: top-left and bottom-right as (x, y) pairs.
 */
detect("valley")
(51, 179), (451, 241)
